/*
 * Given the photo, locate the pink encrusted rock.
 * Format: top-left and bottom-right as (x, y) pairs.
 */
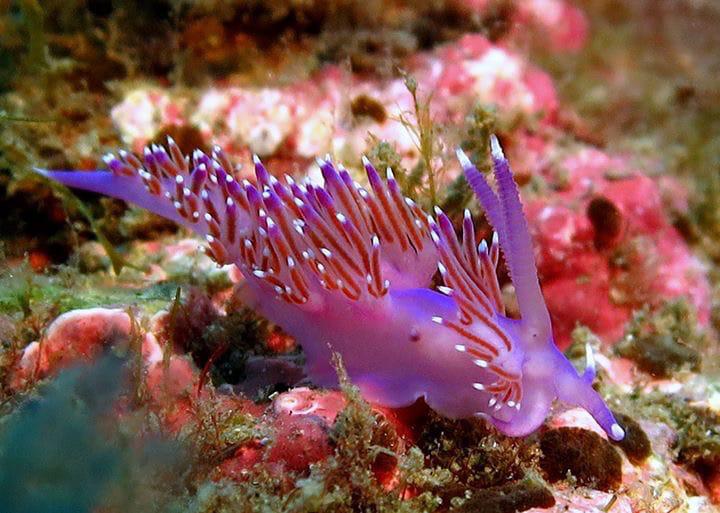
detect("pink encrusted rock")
(266, 413), (334, 473)
(526, 148), (710, 348)
(111, 34), (559, 168)
(453, 0), (588, 53)
(515, 0), (589, 52)
(273, 387), (347, 423)
(110, 88), (185, 152)
(546, 407), (609, 439)
(9, 307), (132, 390)
(526, 487), (633, 513)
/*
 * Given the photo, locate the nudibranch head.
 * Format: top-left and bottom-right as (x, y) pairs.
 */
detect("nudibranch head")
(36, 135), (624, 441)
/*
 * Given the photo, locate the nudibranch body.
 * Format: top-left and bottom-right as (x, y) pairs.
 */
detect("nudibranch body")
(37, 136), (624, 440)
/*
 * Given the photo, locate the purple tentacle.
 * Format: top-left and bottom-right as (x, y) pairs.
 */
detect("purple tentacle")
(456, 148), (507, 242)
(488, 136), (550, 333)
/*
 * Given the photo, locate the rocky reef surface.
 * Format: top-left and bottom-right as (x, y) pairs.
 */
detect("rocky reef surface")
(1, 1), (719, 512)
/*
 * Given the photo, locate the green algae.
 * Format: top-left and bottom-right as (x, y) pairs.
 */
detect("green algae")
(451, 472), (555, 513)
(625, 389), (720, 491)
(615, 300), (705, 378)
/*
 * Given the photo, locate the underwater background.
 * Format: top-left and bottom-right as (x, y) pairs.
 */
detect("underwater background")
(1, 1), (719, 512)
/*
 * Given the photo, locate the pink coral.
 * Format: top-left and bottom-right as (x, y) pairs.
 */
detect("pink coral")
(526, 148), (710, 347)
(9, 307), (132, 390)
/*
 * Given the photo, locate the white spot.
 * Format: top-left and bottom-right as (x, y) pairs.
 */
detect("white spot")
(201, 189), (209, 200)
(226, 197), (234, 207)
(175, 175), (184, 184)
(437, 286), (453, 296)
(173, 201), (182, 209)
(431, 316), (443, 325)
(386, 167), (394, 180)
(336, 213), (347, 223)
(287, 257), (295, 268)
(474, 359), (489, 368)
(192, 211), (200, 219)
(479, 240), (488, 254)
(183, 188), (191, 197)
(366, 274), (373, 284)
(464, 208), (471, 220)
(404, 197), (415, 207)
(492, 231), (499, 246)
(274, 286), (284, 294)
(430, 231), (440, 245)
(253, 154), (261, 165)
(454, 344), (466, 352)
(205, 234), (215, 243)
(361, 155), (371, 167)
(507, 401), (516, 408)
(372, 235), (380, 247)
(204, 213), (212, 222)
(488, 397), (497, 407)
(472, 383), (485, 391)
(320, 248), (332, 258)
(433, 206), (443, 216)
(253, 270), (266, 278)
(437, 262), (447, 275)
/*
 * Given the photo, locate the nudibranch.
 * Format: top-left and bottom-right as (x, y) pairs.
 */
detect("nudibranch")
(36, 135), (624, 440)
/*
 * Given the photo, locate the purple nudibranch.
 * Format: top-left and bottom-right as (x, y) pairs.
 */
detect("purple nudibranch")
(36, 135), (625, 441)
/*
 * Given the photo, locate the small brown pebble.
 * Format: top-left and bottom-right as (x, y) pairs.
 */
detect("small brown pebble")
(587, 195), (623, 250)
(539, 427), (622, 491)
(350, 94), (387, 124)
(612, 411), (652, 465)
(455, 473), (555, 513)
